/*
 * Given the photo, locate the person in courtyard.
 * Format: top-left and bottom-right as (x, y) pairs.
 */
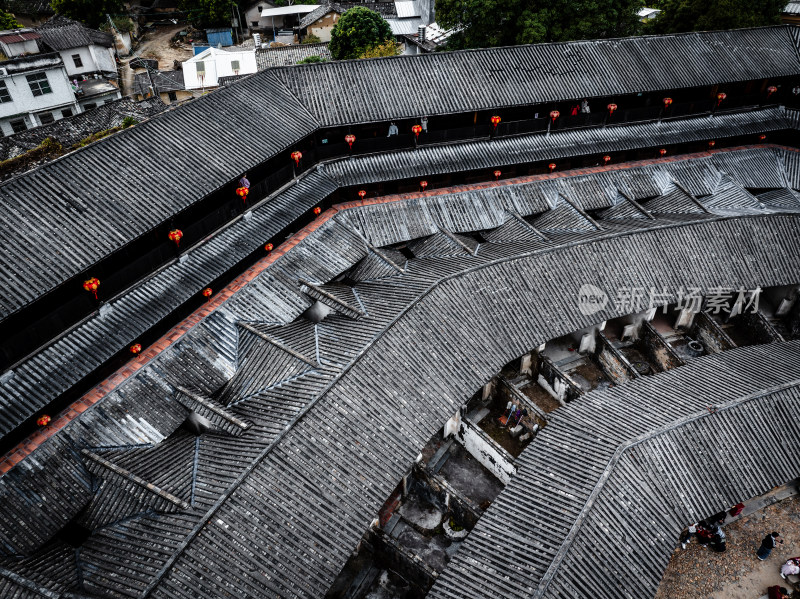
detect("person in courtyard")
(767, 585), (790, 599)
(709, 525), (726, 553)
(239, 173), (250, 189)
(680, 523), (700, 549)
(757, 532), (783, 560)
(781, 556), (800, 579)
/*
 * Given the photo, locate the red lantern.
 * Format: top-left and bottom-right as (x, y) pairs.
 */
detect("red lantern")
(83, 277), (100, 300)
(603, 155), (611, 165)
(490, 116), (501, 129)
(345, 134), (356, 149)
(607, 103), (617, 115)
(358, 190), (367, 199)
(548, 163), (556, 173)
(264, 243), (273, 252)
(663, 97), (673, 109)
(716, 92), (726, 106)
(420, 180), (428, 191)
(549, 110), (559, 123)
(236, 187), (249, 201)
(493, 170), (501, 180)
(708, 140), (716, 149)
(313, 206), (322, 215)
(412, 125), (422, 138)
(130, 343), (142, 356)
(202, 288), (212, 300)
(759, 134), (767, 141)
(168, 229), (183, 247)
(37, 415), (51, 427)
(766, 86), (777, 97)
(290, 151), (302, 166)
(659, 148), (667, 157)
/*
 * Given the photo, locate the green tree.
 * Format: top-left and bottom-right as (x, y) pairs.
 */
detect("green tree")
(646, 0), (784, 34)
(329, 7), (393, 60)
(436, 0), (643, 49)
(180, 0), (233, 27)
(0, 8), (19, 29)
(359, 40), (400, 58)
(49, 0), (123, 29)
(297, 55), (326, 63)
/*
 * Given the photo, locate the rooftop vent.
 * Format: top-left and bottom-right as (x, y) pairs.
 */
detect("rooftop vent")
(418, 25), (425, 42)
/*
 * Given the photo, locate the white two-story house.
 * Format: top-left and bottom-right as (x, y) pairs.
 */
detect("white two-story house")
(36, 16), (120, 111)
(0, 52), (80, 135)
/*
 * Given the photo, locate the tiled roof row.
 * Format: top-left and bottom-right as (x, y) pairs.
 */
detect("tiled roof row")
(1, 26), (798, 321)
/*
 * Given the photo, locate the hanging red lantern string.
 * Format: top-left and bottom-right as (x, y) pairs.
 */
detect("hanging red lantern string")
(659, 148), (667, 157)
(708, 140), (716, 149)
(37, 414), (51, 427)
(290, 151), (302, 166)
(663, 97), (673, 109)
(420, 180), (428, 191)
(83, 277), (100, 300)
(130, 343), (142, 356)
(490, 116), (501, 130)
(493, 170), (501, 180)
(766, 86), (777, 98)
(168, 229), (183, 247)
(264, 243), (273, 252)
(345, 134), (356, 149)
(549, 110), (559, 124)
(236, 187), (249, 201)
(358, 190), (367, 199)
(412, 125), (422, 138)
(202, 288), (212, 300)
(548, 163), (556, 173)
(313, 206), (322, 215)
(603, 155), (611, 165)
(607, 103), (617, 115)
(716, 92), (727, 106)
(759, 134), (767, 141)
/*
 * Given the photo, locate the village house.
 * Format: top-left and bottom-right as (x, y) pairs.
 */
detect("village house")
(182, 46), (258, 90)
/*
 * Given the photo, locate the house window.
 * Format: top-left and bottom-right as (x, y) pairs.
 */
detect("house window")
(72, 54), (83, 68)
(0, 81), (11, 103)
(10, 118), (27, 133)
(196, 61), (205, 73)
(257, 5), (262, 10)
(27, 72), (52, 96)
(252, 21), (259, 27)
(62, 108), (73, 118)
(231, 60), (240, 72)
(39, 112), (55, 125)
(168, 91), (177, 103)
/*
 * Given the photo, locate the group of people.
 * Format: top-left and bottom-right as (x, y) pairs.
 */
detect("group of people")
(679, 503), (744, 553)
(759, 532), (800, 599)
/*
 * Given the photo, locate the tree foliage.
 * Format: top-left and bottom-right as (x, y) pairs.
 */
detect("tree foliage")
(49, 0), (124, 29)
(0, 8), (19, 30)
(329, 7), (393, 60)
(645, 0), (784, 34)
(359, 40), (400, 58)
(297, 54), (326, 63)
(436, 0), (643, 49)
(180, 0), (233, 27)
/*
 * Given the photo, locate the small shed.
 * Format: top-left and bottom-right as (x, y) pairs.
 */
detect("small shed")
(206, 27), (233, 47)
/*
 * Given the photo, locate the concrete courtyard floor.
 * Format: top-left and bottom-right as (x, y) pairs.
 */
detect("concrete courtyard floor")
(656, 494), (800, 599)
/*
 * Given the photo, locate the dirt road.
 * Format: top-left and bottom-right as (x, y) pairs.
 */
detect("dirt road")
(119, 24), (193, 97)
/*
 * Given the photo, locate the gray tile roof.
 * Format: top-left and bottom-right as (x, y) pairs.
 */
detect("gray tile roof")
(429, 341), (800, 599)
(132, 69), (185, 96)
(0, 70), (318, 321)
(0, 26), (796, 327)
(299, 2), (396, 28)
(36, 15), (113, 50)
(255, 42), (332, 69)
(272, 26), (800, 126)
